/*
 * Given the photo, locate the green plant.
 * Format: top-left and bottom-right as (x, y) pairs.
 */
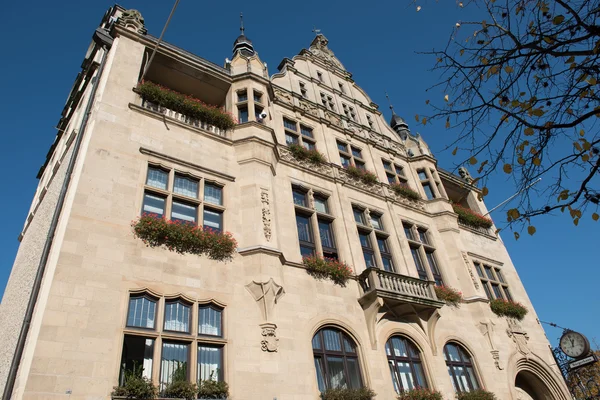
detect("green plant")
(132, 214), (237, 261)
(303, 255), (353, 287)
(390, 183), (422, 201)
(197, 379), (229, 399)
(137, 81), (236, 131)
(456, 389), (498, 400)
(345, 165), (379, 185)
(163, 381), (197, 400)
(434, 285), (463, 307)
(288, 143), (327, 164)
(320, 387), (376, 400)
(112, 365), (158, 399)
(489, 299), (528, 320)
(452, 204), (494, 229)
(398, 388), (444, 400)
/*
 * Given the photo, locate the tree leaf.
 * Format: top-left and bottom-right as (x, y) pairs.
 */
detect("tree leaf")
(514, 232), (520, 240)
(504, 66), (514, 73)
(593, 213), (599, 221)
(552, 15), (565, 25)
(460, 49), (465, 56)
(452, 147), (458, 156)
(469, 156), (477, 165)
(574, 141), (582, 151)
(527, 225), (536, 235)
(565, 56), (575, 63)
(543, 36), (555, 44)
(444, 94), (449, 102)
(587, 77), (597, 85)
(503, 164), (513, 173)
(531, 108), (545, 117)
(482, 187), (489, 196)
(415, 114), (419, 122)
(582, 154), (590, 162)
(517, 156), (526, 165)
(574, 218), (579, 226)
(580, 129), (585, 136)
(533, 157), (541, 166)
(524, 127), (534, 136)
(422, 117), (427, 125)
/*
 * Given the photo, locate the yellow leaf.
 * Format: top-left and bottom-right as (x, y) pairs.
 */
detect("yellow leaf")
(593, 213), (599, 221)
(527, 225), (536, 235)
(482, 187), (489, 196)
(514, 232), (520, 240)
(543, 36), (555, 44)
(582, 154), (590, 162)
(558, 190), (569, 201)
(552, 15), (565, 25)
(444, 94), (449, 102)
(425, 99), (430, 105)
(490, 66), (499, 75)
(481, 57), (489, 65)
(503, 164), (513, 174)
(422, 117), (427, 125)
(415, 115), (419, 122)
(531, 108), (545, 117)
(524, 127), (534, 136)
(566, 108), (574, 115)
(588, 77), (597, 85)
(574, 218), (579, 226)
(504, 66), (514, 73)
(565, 56), (575, 63)
(583, 141), (592, 151)
(574, 142), (582, 151)
(532, 158), (541, 166)
(469, 156), (477, 165)
(452, 147), (458, 156)
(517, 157), (526, 165)
(460, 49), (465, 56)
(580, 129), (585, 136)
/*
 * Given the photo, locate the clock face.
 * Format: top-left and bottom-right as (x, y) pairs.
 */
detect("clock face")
(560, 332), (589, 358)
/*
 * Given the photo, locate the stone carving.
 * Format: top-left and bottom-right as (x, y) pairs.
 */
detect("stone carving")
(339, 168), (384, 196)
(278, 146), (333, 176)
(309, 34), (345, 70)
(462, 252), (480, 289)
(299, 100), (319, 118)
(479, 320), (503, 370)
(368, 131), (385, 147)
(260, 323), (279, 352)
(274, 89), (293, 105)
(458, 166), (474, 184)
(325, 111), (343, 128)
(245, 278), (285, 321)
(389, 140), (406, 156)
(385, 186), (426, 211)
(118, 9), (147, 34)
(260, 189), (271, 241)
(507, 318), (530, 357)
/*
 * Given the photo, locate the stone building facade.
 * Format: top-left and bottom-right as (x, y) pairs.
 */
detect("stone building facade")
(0, 5), (570, 400)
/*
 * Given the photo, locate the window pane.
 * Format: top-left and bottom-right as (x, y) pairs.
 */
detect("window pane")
(484, 266), (494, 280)
(492, 284), (503, 299)
(326, 356), (347, 389)
(353, 208), (365, 224)
(382, 256), (394, 272)
(418, 170), (428, 181)
(253, 92), (262, 103)
(466, 367), (479, 390)
(238, 107), (248, 123)
(387, 173), (396, 184)
(198, 306), (222, 336)
(285, 133), (299, 145)
(370, 215), (382, 230)
(300, 245), (315, 257)
(323, 329), (342, 351)
(418, 229), (428, 244)
(343, 336), (356, 353)
(319, 220), (335, 249)
(174, 175), (198, 198)
(303, 141), (316, 151)
(164, 301), (190, 332)
(142, 193), (165, 217)
(395, 165), (405, 176)
(296, 214), (312, 243)
(359, 232), (372, 248)
(127, 296), (156, 329)
(337, 142), (347, 152)
(293, 190), (307, 207)
(377, 237), (389, 254)
(383, 161), (392, 171)
(119, 335), (154, 384)
(147, 167), (168, 190)
(453, 366), (469, 392)
(314, 196), (328, 213)
(237, 91), (247, 102)
(346, 358), (362, 389)
(160, 342), (188, 391)
(389, 361), (401, 393)
(474, 262), (484, 278)
(403, 225), (414, 240)
(300, 125), (313, 137)
(411, 248), (425, 274)
(203, 209), (222, 231)
(495, 269), (506, 283)
(422, 183), (435, 200)
(204, 184), (223, 205)
(363, 251), (376, 268)
(446, 344), (461, 362)
(503, 287), (513, 301)
(340, 155), (351, 168)
(283, 118), (297, 131)
(312, 334), (322, 350)
(482, 284), (493, 300)
(351, 147), (362, 158)
(398, 361), (416, 390)
(413, 363), (427, 388)
(171, 201), (197, 224)
(355, 161), (366, 170)
(314, 357), (326, 392)
(197, 345), (222, 382)
(391, 337), (408, 357)
(425, 252), (441, 275)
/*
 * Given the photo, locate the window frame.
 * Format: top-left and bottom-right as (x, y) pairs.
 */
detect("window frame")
(283, 117), (317, 150)
(383, 160), (408, 186)
(403, 222), (444, 285)
(342, 103), (357, 122)
(337, 141), (365, 169)
(385, 335), (429, 393)
(473, 261), (512, 301)
(320, 92), (335, 111)
(299, 81), (308, 98)
(443, 342), (480, 393)
(354, 206), (396, 272)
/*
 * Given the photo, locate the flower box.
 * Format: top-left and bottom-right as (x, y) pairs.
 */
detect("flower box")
(132, 214), (237, 261)
(345, 166), (379, 185)
(320, 387), (376, 400)
(390, 183), (421, 201)
(197, 379), (229, 399)
(303, 255), (353, 287)
(489, 299), (528, 321)
(456, 389), (498, 400)
(287, 143), (327, 164)
(397, 388), (443, 400)
(434, 285), (463, 307)
(137, 81), (236, 131)
(452, 204), (493, 229)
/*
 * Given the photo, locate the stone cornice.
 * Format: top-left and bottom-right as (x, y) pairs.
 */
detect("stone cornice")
(467, 252), (504, 266)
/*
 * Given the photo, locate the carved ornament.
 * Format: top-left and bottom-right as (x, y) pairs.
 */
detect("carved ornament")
(118, 9), (147, 34)
(274, 89), (293, 105)
(278, 146), (334, 176)
(308, 34), (345, 70)
(260, 189), (272, 241)
(299, 100), (319, 118)
(260, 323), (279, 352)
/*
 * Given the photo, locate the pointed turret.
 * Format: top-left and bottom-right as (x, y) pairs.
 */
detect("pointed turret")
(232, 13), (255, 57)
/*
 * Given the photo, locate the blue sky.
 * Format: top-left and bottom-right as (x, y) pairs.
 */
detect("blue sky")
(0, 0), (596, 346)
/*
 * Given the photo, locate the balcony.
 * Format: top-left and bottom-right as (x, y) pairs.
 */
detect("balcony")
(358, 268), (445, 349)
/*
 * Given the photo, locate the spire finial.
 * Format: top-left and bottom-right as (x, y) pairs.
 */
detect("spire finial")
(312, 27), (321, 36)
(385, 92), (395, 114)
(240, 12), (245, 35)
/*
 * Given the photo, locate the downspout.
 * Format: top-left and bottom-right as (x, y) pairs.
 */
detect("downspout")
(2, 28), (112, 400)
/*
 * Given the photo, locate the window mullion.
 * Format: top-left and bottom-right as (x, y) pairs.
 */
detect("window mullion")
(152, 335), (162, 385)
(311, 213), (323, 256)
(369, 230), (383, 269)
(418, 246), (433, 281)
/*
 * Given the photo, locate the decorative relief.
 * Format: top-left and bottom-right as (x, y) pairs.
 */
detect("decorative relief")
(462, 252), (480, 289)
(384, 187), (426, 211)
(389, 140), (406, 156)
(299, 100), (319, 118)
(308, 34), (345, 70)
(260, 323), (279, 352)
(274, 89), (293, 105)
(260, 189), (271, 241)
(278, 146), (334, 176)
(118, 9), (147, 34)
(368, 131), (385, 147)
(479, 320), (503, 370)
(507, 318), (530, 357)
(338, 168), (384, 196)
(325, 111), (343, 128)
(458, 166), (474, 184)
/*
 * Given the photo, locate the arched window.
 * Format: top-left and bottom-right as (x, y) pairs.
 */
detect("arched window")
(312, 327), (363, 391)
(444, 342), (480, 392)
(385, 336), (428, 393)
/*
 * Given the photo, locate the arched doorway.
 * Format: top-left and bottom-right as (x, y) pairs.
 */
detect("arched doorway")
(515, 371), (554, 400)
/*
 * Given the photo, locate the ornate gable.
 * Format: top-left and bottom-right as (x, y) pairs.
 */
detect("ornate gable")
(302, 34), (345, 70)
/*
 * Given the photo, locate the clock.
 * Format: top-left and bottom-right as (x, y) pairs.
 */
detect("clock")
(559, 330), (590, 358)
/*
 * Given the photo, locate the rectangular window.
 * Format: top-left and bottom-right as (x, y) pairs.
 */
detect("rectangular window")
(147, 167), (168, 190)
(203, 209), (223, 231)
(405, 223), (443, 284)
(353, 208), (366, 225)
(299, 81), (308, 98)
(160, 342), (189, 390)
(300, 125), (313, 138)
(238, 106), (248, 123)
(253, 91), (262, 103)
(475, 261), (511, 301)
(370, 214), (383, 230)
(119, 335), (154, 382)
(284, 118), (297, 131)
(314, 195), (329, 214)
(293, 189), (308, 207)
(340, 155), (351, 168)
(285, 132), (299, 145)
(303, 141), (316, 151)
(318, 220), (335, 250)
(359, 231), (375, 268)
(237, 90), (248, 102)
(337, 141), (348, 152)
(351, 147), (362, 159)
(378, 237), (394, 272)
(418, 170), (428, 180)
(198, 345), (223, 382)
(174, 175), (199, 198)
(422, 183), (435, 200)
(296, 214), (312, 243)
(411, 248), (427, 280)
(171, 201), (197, 224)
(204, 184), (223, 205)
(418, 169), (437, 199)
(164, 301), (191, 333)
(142, 193), (166, 217)
(198, 305), (222, 337)
(403, 224), (414, 241)
(127, 295), (157, 329)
